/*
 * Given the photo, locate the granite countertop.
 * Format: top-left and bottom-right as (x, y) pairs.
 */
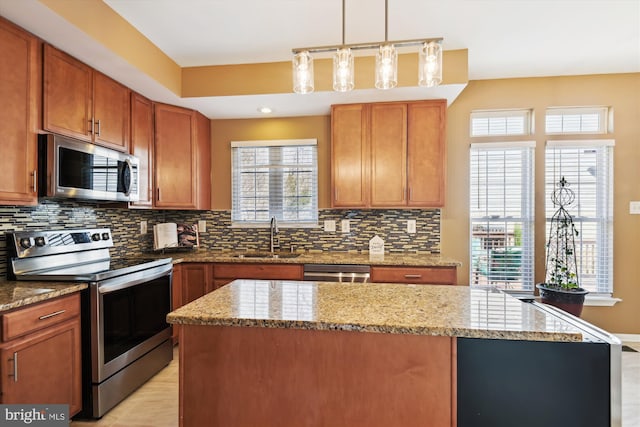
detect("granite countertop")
(0, 281), (88, 312)
(167, 279), (584, 342)
(154, 250), (461, 267)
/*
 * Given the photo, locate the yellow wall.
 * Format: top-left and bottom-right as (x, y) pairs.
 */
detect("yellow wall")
(210, 73), (640, 334)
(210, 116), (331, 210)
(41, 0), (182, 94)
(444, 73), (640, 333)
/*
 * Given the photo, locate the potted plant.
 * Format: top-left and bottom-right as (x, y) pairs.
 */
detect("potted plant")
(536, 177), (588, 317)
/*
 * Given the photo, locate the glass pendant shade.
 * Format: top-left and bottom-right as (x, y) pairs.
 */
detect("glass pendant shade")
(375, 44), (398, 89)
(332, 48), (354, 92)
(292, 51), (314, 94)
(418, 40), (442, 87)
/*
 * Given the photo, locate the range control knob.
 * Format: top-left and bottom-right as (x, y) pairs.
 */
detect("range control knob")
(34, 236), (46, 247)
(91, 233), (101, 242)
(19, 238), (32, 249)
(101, 232), (110, 241)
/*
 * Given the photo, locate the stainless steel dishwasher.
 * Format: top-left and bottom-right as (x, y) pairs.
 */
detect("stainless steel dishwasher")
(303, 264), (370, 283)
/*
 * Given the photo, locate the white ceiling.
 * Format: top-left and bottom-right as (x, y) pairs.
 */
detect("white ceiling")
(1, 0), (639, 119)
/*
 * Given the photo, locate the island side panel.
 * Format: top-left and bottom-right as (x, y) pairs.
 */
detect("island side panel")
(180, 325), (455, 427)
(457, 338), (612, 427)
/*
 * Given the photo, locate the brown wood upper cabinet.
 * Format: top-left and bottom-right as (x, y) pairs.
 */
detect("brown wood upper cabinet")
(331, 103), (369, 207)
(43, 44), (130, 152)
(153, 103), (211, 210)
(129, 92), (154, 208)
(331, 100), (446, 208)
(0, 17), (40, 206)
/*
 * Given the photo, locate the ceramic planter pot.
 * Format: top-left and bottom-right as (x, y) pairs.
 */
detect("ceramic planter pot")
(536, 283), (588, 317)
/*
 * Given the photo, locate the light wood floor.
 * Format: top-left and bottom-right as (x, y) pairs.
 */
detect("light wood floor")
(71, 346), (179, 427)
(71, 343), (640, 427)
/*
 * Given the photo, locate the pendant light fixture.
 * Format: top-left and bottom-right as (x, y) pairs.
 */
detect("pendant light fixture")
(332, 0), (354, 92)
(374, 0), (397, 89)
(292, 50), (314, 94)
(418, 40), (442, 87)
(291, 0), (443, 93)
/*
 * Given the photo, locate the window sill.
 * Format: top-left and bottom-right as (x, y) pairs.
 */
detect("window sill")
(499, 291), (621, 307)
(584, 294), (622, 307)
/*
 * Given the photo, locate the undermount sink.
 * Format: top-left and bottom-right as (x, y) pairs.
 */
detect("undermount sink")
(234, 252), (301, 259)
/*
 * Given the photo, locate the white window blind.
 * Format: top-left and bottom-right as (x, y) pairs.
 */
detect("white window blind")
(545, 140), (614, 294)
(470, 142), (535, 292)
(231, 139), (318, 225)
(545, 107), (609, 134)
(470, 109), (532, 137)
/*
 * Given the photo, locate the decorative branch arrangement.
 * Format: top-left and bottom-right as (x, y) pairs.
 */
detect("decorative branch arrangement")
(544, 177), (580, 290)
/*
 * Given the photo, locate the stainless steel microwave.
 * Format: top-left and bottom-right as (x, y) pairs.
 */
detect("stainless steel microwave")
(39, 134), (139, 202)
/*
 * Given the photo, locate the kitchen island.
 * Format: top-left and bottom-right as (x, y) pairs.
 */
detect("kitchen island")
(167, 280), (621, 427)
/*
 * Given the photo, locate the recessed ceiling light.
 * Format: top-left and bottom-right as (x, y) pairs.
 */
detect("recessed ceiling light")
(258, 106), (273, 114)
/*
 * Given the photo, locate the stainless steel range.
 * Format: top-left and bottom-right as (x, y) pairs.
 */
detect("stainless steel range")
(6, 228), (173, 419)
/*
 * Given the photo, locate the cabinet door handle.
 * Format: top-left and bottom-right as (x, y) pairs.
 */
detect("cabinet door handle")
(95, 119), (101, 137)
(38, 309), (65, 320)
(89, 119), (94, 134)
(157, 188), (160, 201)
(9, 352), (17, 382)
(32, 170), (37, 193)
(404, 274), (422, 279)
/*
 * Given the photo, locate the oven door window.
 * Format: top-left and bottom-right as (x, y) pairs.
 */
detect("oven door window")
(102, 276), (170, 364)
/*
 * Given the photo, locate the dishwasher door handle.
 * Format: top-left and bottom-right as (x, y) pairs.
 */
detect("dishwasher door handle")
(303, 272), (370, 283)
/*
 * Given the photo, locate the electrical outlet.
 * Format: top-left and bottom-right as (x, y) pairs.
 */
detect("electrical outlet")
(407, 219), (416, 234)
(324, 220), (336, 232)
(198, 220), (207, 233)
(140, 220), (147, 235)
(341, 219), (350, 233)
(630, 201), (640, 215)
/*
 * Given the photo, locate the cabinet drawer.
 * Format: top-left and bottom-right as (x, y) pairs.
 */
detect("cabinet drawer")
(214, 263), (303, 280)
(2, 293), (80, 342)
(370, 266), (456, 285)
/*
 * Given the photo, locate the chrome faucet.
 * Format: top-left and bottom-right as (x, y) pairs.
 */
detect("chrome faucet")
(270, 216), (280, 253)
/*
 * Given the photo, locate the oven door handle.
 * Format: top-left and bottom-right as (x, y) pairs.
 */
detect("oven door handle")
(97, 264), (172, 295)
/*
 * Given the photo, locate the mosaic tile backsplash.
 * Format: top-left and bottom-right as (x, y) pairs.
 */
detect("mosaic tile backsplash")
(0, 200), (440, 280)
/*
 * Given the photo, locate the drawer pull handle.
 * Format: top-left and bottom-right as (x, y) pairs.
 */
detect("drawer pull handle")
(39, 309), (66, 320)
(404, 274), (422, 279)
(9, 352), (18, 382)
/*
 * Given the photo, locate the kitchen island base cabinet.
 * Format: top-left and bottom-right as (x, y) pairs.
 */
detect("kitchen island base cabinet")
(179, 325), (455, 427)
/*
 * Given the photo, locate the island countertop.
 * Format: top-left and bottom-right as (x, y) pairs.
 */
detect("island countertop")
(167, 279), (586, 342)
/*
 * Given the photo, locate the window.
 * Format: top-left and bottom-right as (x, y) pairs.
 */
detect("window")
(545, 107), (610, 134)
(470, 142), (535, 292)
(545, 140), (614, 294)
(470, 109), (532, 137)
(231, 139), (318, 226)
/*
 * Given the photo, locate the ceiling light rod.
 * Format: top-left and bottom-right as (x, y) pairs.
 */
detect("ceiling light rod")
(292, 37), (443, 55)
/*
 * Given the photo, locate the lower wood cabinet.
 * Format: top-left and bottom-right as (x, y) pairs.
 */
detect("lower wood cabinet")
(171, 263), (183, 345)
(181, 263), (215, 306)
(370, 266), (457, 285)
(213, 263), (304, 287)
(0, 293), (82, 416)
